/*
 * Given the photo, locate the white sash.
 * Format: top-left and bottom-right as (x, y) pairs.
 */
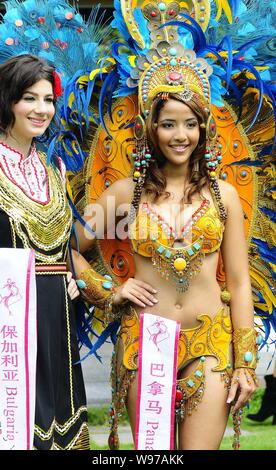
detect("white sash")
(135, 313), (180, 450)
(0, 249), (37, 450)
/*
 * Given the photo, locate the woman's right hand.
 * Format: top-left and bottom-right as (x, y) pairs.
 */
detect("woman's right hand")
(113, 278), (158, 308)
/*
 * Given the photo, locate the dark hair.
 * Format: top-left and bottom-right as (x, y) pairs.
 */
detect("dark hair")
(0, 54), (56, 136)
(143, 93), (209, 203)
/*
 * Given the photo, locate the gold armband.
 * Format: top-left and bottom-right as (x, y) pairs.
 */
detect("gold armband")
(77, 268), (122, 327)
(233, 327), (262, 369)
(77, 267), (115, 308)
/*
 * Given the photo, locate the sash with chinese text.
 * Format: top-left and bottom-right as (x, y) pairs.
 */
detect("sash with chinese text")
(135, 313), (180, 450)
(0, 249), (37, 450)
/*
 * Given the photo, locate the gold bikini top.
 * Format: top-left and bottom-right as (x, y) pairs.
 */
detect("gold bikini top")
(129, 199), (225, 291)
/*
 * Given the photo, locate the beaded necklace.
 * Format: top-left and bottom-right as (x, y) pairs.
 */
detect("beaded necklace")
(139, 200), (211, 291)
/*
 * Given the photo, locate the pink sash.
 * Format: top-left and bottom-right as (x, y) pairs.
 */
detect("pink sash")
(0, 249), (37, 450)
(135, 313), (180, 450)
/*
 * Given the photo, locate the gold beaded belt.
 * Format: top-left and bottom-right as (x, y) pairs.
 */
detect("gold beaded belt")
(35, 262), (67, 275)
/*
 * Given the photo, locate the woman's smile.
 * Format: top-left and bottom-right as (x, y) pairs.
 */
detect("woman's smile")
(155, 99), (200, 168)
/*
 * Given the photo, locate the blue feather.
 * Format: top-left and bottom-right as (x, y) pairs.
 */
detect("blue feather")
(133, 8), (150, 50)
(232, 58), (264, 132)
(259, 208), (276, 224)
(228, 0), (239, 18)
(229, 160), (263, 167)
(217, 35), (233, 88)
(252, 238), (276, 265)
(77, 321), (120, 363)
(160, 16), (206, 51)
(68, 196), (97, 237)
(98, 69), (119, 137)
(234, 36), (270, 59)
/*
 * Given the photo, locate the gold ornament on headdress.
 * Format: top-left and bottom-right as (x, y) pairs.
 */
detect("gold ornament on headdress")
(138, 49), (213, 115)
(127, 1), (221, 183)
(121, 0), (214, 50)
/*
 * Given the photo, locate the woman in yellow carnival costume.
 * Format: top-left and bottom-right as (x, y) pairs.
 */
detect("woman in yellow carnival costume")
(73, 94), (259, 450)
(1, 0), (274, 452)
(68, 0), (275, 451)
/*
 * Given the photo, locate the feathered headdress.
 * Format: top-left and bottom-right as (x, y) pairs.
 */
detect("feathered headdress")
(66, 1), (275, 348)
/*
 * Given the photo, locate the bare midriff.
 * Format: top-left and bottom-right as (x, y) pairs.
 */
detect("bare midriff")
(133, 250), (224, 329)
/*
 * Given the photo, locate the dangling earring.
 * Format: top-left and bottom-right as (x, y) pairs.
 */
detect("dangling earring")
(132, 115), (152, 182)
(193, 160), (199, 173)
(204, 115), (222, 181)
(204, 115), (226, 221)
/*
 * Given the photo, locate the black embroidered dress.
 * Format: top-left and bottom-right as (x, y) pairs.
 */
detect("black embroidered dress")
(0, 142), (89, 450)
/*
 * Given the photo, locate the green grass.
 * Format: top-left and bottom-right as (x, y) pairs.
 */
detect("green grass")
(220, 422), (276, 450)
(91, 441), (134, 450)
(88, 388), (276, 451)
(221, 388), (276, 450)
(88, 406), (129, 426)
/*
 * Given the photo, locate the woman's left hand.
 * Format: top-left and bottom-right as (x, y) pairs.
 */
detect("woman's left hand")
(66, 271), (80, 300)
(227, 367), (257, 414)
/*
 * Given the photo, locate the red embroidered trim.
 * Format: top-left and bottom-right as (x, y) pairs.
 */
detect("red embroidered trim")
(0, 143), (50, 205)
(35, 263), (67, 273)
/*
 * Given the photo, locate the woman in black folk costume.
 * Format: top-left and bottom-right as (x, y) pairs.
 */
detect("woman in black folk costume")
(0, 54), (89, 450)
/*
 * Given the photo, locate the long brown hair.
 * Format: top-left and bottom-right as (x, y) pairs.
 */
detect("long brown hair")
(143, 93), (209, 203)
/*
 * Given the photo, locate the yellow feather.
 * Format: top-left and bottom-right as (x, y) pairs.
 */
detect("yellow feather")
(250, 267), (276, 315)
(129, 55), (137, 67)
(215, 0), (233, 23)
(68, 92), (75, 108)
(66, 177), (73, 201)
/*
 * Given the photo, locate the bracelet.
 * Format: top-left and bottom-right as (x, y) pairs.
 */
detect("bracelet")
(233, 327), (262, 369)
(247, 368), (259, 386)
(77, 267), (115, 309)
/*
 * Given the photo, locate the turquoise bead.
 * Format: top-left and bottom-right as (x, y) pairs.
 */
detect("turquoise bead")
(169, 47), (177, 56)
(195, 370), (203, 377)
(244, 351), (253, 362)
(193, 242), (201, 251)
(102, 281), (113, 290)
(77, 279), (86, 289)
(169, 58), (177, 67)
(256, 334), (263, 345)
(187, 380), (195, 388)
